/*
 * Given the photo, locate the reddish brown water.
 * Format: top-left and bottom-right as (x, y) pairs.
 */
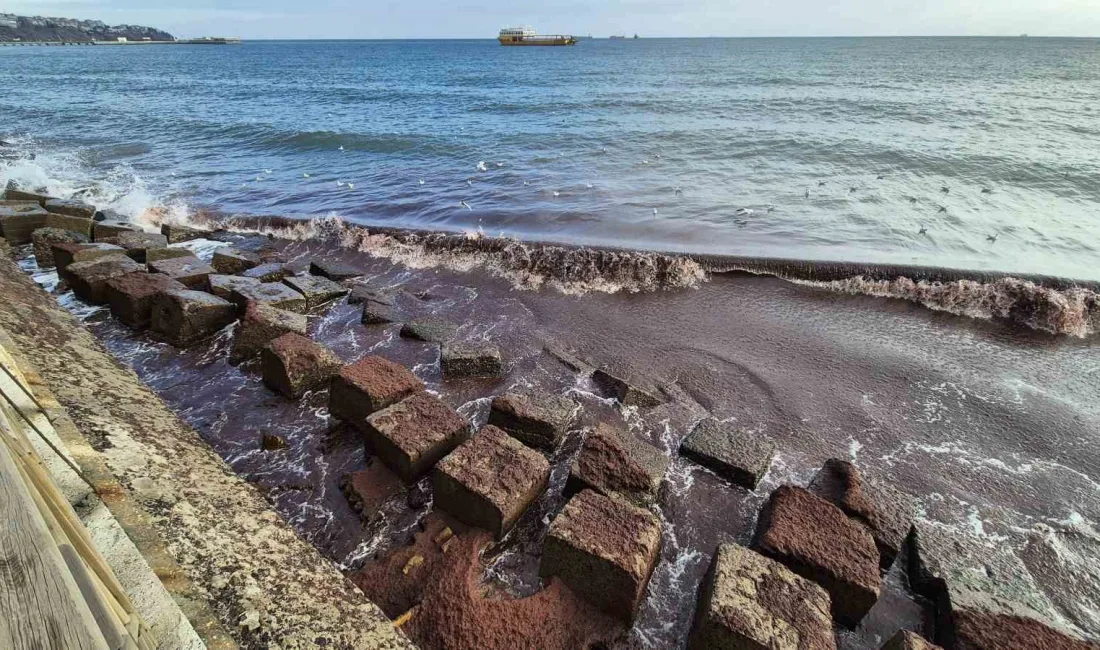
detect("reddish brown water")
(20, 229), (1100, 648)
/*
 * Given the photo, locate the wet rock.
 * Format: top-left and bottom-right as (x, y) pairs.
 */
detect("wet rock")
(540, 489), (662, 622)
(149, 289), (237, 347)
(92, 219), (139, 243)
(544, 342), (593, 373)
(144, 247), (195, 263)
(207, 274), (260, 300)
(104, 272), (188, 329)
(400, 318), (458, 344)
(592, 367), (662, 408)
(909, 519), (1067, 647)
(229, 282), (307, 314)
(809, 458), (916, 571)
(340, 461), (403, 523)
(488, 392), (576, 451)
(43, 198), (96, 219)
(329, 356), (425, 426)
(283, 274), (349, 310)
(362, 301), (400, 325)
(32, 227), (87, 267)
(680, 418), (775, 490)
(261, 432), (288, 451)
(147, 255), (216, 289)
(242, 262), (291, 283)
(567, 423), (668, 505)
(230, 301), (308, 365)
(116, 231), (169, 263)
(752, 485), (881, 627)
(261, 332), (343, 399)
(440, 342), (503, 378)
(348, 286), (395, 306)
(364, 391), (470, 482)
(689, 543), (836, 650)
(0, 204), (49, 245)
(212, 247), (261, 274)
(310, 258), (363, 280)
(407, 482), (431, 510)
(433, 424), (550, 538)
(160, 223), (208, 244)
(3, 188), (52, 206)
(44, 213), (94, 239)
(67, 255), (143, 304)
(949, 609), (1096, 650)
(881, 630), (941, 650)
(53, 242), (126, 280)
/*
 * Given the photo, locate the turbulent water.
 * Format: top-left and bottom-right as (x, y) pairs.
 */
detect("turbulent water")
(3, 37), (1100, 280)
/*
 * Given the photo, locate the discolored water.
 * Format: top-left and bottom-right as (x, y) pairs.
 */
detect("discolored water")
(3, 37), (1100, 280)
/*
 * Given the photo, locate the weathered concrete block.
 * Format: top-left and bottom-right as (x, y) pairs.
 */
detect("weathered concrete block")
(53, 242), (126, 280)
(567, 423), (668, 505)
(229, 282), (307, 314)
(212, 247), (260, 274)
(160, 223), (209, 244)
(144, 247), (195, 263)
(105, 272), (187, 329)
(592, 367), (662, 408)
(309, 258), (362, 280)
(348, 286), (394, 306)
(283, 274), (349, 309)
(93, 219), (139, 243)
(261, 332), (343, 399)
(400, 318), (458, 344)
(230, 301), (307, 365)
(752, 485), (881, 628)
(440, 342), (503, 378)
(364, 391), (470, 482)
(433, 424), (550, 538)
(3, 189), (52, 206)
(242, 262), (291, 283)
(540, 489), (662, 621)
(44, 198), (96, 219)
(681, 418), (776, 490)
(32, 227), (87, 267)
(0, 204), (49, 245)
(689, 543), (836, 650)
(45, 212), (94, 239)
(68, 255), (143, 304)
(329, 356), (425, 426)
(809, 458), (916, 571)
(361, 301), (399, 325)
(115, 231), (168, 263)
(150, 289), (237, 347)
(207, 274), (261, 300)
(948, 609), (1094, 650)
(487, 392), (576, 450)
(880, 630), (941, 650)
(148, 255), (216, 289)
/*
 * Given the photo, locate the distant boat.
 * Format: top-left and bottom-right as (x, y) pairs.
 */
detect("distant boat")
(498, 26), (577, 46)
(633, 34), (640, 39)
(609, 35), (626, 40)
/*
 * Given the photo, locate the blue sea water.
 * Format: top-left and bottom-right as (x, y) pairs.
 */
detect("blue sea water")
(2, 37), (1100, 279)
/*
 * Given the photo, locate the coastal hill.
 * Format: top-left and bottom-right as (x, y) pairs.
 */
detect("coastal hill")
(0, 13), (174, 42)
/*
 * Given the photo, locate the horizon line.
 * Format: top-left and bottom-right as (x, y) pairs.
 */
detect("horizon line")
(220, 34), (1096, 41)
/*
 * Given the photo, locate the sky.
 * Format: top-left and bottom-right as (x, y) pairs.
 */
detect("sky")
(5, 0), (1100, 40)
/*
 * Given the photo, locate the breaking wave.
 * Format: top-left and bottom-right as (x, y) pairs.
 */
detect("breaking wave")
(220, 214), (708, 296)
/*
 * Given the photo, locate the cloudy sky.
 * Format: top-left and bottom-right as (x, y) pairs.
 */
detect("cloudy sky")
(5, 0), (1100, 39)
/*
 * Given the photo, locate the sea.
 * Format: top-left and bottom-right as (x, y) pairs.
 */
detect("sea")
(4, 38), (1100, 649)
(3, 37), (1100, 280)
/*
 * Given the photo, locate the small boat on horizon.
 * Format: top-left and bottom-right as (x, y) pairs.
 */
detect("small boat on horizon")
(499, 26), (577, 46)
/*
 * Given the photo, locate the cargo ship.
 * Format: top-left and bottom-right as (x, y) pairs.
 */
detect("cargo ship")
(498, 26), (577, 46)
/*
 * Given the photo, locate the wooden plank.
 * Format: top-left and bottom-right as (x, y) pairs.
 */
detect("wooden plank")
(0, 415), (110, 650)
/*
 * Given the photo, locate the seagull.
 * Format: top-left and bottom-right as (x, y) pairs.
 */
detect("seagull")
(987, 233), (999, 243)
(476, 161), (488, 172)
(496, 162), (504, 168)
(553, 191), (560, 197)
(849, 187), (858, 193)
(981, 188), (993, 195)
(643, 159), (650, 165)
(347, 183), (355, 189)
(303, 173), (311, 178)
(675, 186), (683, 196)
(600, 147), (608, 154)
(336, 181), (346, 187)
(767, 206), (776, 213)
(818, 181), (826, 187)
(908, 196), (918, 204)
(941, 186), (950, 194)
(460, 201), (472, 210)
(656, 153), (662, 159)
(264, 169), (272, 174)
(255, 176), (263, 182)
(523, 180), (530, 186)
(338, 146), (345, 151)
(918, 225), (928, 235)
(419, 179), (425, 185)
(937, 205), (948, 213)
(736, 208), (755, 217)
(466, 179), (473, 187)
(653, 208), (658, 215)
(876, 174), (885, 180)
(587, 183), (594, 189)
(805, 189), (810, 198)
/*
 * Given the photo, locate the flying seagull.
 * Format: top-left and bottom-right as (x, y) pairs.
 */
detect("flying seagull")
(918, 225), (928, 235)
(987, 233), (999, 243)
(981, 188), (993, 195)
(419, 179), (425, 185)
(675, 186), (683, 196)
(460, 201), (472, 210)
(941, 186), (950, 194)
(938, 205), (948, 213)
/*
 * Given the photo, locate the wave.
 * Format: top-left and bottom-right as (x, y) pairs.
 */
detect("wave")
(218, 214), (707, 296)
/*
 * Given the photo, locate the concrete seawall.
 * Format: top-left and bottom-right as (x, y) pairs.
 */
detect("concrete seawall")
(0, 242), (412, 649)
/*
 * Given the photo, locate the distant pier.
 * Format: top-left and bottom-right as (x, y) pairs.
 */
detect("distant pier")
(0, 37), (240, 46)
